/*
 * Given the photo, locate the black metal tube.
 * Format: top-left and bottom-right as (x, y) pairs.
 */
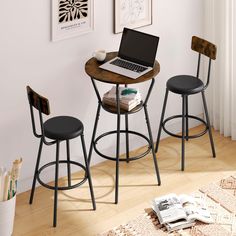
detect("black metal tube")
(144, 78), (155, 106)
(36, 160), (88, 190)
(93, 130), (151, 161)
(81, 134), (96, 210)
(155, 89), (169, 153)
(91, 78), (102, 103)
(38, 105), (56, 146)
(115, 84), (120, 204)
(53, 141), (60, 227)
(125, 114), (130, 163)
(202, 91), (216, 157)
(66, 140), (71, 187)
(197, 53), (201, 78)
(88, 103), (101, 165)
(29, 138), (43, 204)
(186, 96), (189, 141)
(162, 115), (208, 139)
(125, 84), (130, 163)
(29, 104), (41, 138)
(144, 104), (161, 185)
(181, 95), (186, 171)
(205, 59), (212, 89)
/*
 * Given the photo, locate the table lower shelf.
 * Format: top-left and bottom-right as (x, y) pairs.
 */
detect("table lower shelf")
(102, 101), (144, 115)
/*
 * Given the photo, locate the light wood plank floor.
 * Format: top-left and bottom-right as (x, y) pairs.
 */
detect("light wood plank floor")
(14, 126), (236, 235)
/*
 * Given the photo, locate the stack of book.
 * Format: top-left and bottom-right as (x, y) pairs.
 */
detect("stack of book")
(0, 158), (22, 202)
(103, 86), (141, 111)
(152, 193), (213, 232)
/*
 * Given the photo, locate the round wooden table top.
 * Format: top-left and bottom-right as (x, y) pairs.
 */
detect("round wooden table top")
(85, 52), (160, 84)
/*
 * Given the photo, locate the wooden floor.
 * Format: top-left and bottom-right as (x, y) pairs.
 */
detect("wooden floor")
(14, 126), (236, 236)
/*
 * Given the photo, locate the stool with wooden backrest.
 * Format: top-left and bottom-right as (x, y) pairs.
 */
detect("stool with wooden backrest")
(26, 86), (96, 227)
(155, 36), (217, 171)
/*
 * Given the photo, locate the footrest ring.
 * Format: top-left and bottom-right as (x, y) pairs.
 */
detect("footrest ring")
(163, 115), (208, 139)
(94, 130), (151, 161)
(36, 160), (87, 191)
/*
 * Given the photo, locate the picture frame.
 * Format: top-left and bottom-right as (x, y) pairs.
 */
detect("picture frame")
(114, 0), (152, 34)
(52, 0), (94, 42)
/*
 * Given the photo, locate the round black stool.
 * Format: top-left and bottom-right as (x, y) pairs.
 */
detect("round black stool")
(26, 86), (96, 227)
(155, 36), (217, 171)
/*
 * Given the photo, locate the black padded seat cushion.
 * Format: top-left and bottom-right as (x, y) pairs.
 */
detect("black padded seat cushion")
(167, 75), (204, 95)
(44, 116), (84, 140)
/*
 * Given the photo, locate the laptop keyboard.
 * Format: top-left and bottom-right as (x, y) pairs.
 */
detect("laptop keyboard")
(110, 59), (148, 73)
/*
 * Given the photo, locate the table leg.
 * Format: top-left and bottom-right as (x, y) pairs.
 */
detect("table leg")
(115, 84), (120, 204)
(144, 104), (161, 186)
(125, 113), (130, 163)
(81, 134), (96, 210)
(155, 89), (169, 153)
(88, 103), (101, 166)
(124, 85), (130, 163)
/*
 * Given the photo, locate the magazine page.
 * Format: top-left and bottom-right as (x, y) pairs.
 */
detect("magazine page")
(179, 194), (214, 224)
(152, 194), (186, 224)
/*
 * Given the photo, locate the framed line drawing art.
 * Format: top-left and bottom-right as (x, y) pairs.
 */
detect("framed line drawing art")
(114, 0), (152, 34)
(52, 0), (94, 41)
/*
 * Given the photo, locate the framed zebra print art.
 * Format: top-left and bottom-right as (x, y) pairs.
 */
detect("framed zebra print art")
(114, 0), (152, 34)
(52, 0), (94, 41)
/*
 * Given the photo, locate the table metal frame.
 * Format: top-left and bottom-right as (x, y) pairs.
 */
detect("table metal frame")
(87, 77), (161, 204)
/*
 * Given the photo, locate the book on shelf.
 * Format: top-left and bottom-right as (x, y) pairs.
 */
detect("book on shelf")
(152, 193), (213, 232)
(103, 95), (141, 111)
(102, 86), (141, 111)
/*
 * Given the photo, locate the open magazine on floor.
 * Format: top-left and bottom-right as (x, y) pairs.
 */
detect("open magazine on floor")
(152, 193), (214, 232)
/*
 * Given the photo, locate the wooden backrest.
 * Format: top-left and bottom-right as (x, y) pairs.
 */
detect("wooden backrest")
(191, 36), (217, 60)
(26, 86), (50, 115)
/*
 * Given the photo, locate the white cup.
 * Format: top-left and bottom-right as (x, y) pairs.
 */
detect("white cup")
(93, 49), (106, 62)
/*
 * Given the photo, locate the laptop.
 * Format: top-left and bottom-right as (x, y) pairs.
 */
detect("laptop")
(99, 28), (159, 79)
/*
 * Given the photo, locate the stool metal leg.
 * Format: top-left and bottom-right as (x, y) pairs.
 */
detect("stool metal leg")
(155, 89), (169, 153)
(81, 134), (96, 210)
(181, 95), (186, 171)
(115, 84), (121, 204)
(201, 91), (216, 157)
(88, 103), (101, 165)
(186, 96), (189, 141)
(66, 140), (71, 187)
(53, 141), (60, 227)
(125, 113), (130, 163)
(144, 105), (161, 185)
(29, 138), (43, 204)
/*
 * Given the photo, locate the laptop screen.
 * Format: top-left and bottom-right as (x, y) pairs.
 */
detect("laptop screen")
(118, 28), (159, 67)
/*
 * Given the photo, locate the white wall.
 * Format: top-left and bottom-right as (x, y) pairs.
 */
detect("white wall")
(0, 0), (204, 193)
